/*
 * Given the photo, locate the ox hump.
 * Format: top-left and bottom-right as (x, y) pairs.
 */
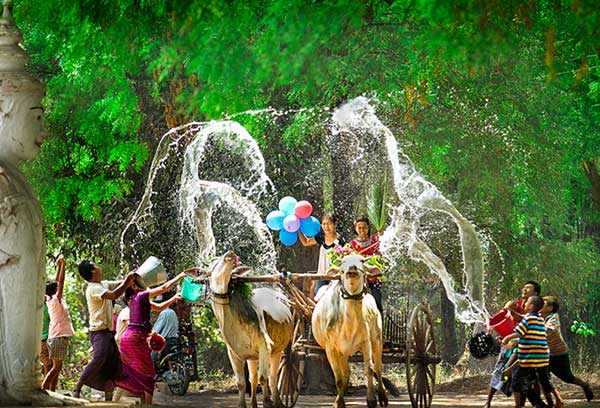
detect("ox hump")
(252, 287), (293, 324)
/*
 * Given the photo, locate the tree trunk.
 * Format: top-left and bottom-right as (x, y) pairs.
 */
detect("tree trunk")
(583, 160), (600, 213)
(439, 285), (460, 365)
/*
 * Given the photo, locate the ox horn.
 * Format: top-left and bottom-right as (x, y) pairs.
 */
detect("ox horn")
(232, 265), (252, 277)
(182, 266), (209, 277)
(325, 266), (342, 278)
(363, 264), (381, 277)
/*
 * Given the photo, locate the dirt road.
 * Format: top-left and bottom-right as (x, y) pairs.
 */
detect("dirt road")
(152, 389), (599, 408)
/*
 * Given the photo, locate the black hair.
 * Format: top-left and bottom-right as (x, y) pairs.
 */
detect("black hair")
(354, 214), (371, 233)
(544, 295), (560, 313)
(78, 260), (94, 282)
(162, 291), (175, 301)
(124, 287), (135, 303)
(524, 280), (541, 295)
(529, 295), (544, 312)
(45, 280), (58, 297)
(322, 212), (337, 225)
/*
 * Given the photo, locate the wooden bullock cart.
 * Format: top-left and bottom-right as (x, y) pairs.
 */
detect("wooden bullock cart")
(234, 272), (441, 408)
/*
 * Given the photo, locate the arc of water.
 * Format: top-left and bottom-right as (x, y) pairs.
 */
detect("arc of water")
(122, 119), (277, 272)
(119, 125), (192, 269)
(177, 121), (276, 268)
(332, 97), (489, 323)
(179, 179), (276, 269)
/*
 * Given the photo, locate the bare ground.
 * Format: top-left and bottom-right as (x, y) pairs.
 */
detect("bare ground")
(145, 376), (600, 408)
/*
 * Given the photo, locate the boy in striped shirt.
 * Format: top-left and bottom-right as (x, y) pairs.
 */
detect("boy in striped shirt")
(503, 295), (554, 408)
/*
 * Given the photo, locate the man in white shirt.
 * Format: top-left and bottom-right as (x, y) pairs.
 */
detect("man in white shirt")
(71, 260), (136, 400)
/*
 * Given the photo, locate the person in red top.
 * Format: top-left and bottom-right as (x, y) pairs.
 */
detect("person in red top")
(349, 215), (383, 313)
(504, 281), (541, 323)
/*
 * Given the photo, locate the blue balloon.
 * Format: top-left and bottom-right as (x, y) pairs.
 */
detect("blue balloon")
(300, 216), (321, 237)
(279, 229), (298, 246)
(278, 196), (298, 216)
(266, 210), (285, 230)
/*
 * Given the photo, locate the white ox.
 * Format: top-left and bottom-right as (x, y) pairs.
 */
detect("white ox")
(312, 255), (388, 408)
(207, 251), (293, 408)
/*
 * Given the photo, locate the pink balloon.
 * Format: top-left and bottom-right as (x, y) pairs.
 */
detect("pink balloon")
(283, 215), (300, 232)
(294, 200), (313, 219)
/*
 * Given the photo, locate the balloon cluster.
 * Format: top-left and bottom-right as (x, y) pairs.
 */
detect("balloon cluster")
(266, 196), (320, 246)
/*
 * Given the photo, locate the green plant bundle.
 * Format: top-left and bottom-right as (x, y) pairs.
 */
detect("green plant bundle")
(367, 172), (389, 234)
(326, 244), (388, 274)
(570, 320), (596, 337)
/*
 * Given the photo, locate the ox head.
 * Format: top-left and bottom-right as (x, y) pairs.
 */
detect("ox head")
(326, 255), (380, 297)
(208, 251), (251, 295)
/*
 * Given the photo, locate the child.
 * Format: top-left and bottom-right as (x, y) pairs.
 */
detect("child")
(541, 296), (594, 403)
(42, 255), (74, 392)
(298, 212), (345, 300)
(503, 295), (554, 408)
(349, 215), (382, 312)
(115, 297), (131, 347)
(504, 280), (541, 323)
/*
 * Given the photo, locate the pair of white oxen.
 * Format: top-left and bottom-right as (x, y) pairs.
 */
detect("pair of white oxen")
(202, 252), (388, 408)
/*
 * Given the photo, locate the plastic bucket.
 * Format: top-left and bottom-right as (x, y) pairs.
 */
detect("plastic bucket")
(489, 309), (516, 337)
(134, 256), (167, 289)
(181, 276), (204, 302)
(148, 332), (166, 352)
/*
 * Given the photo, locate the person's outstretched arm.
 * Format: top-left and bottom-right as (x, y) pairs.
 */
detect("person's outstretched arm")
(149, 272), (186, 298)
(297, 231), (317, 247)
(101, 273), (137, 300)
(151, 293), (183, 312)
(55, 255), (66, 301)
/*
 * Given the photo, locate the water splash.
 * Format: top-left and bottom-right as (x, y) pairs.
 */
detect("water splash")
(120, 127), (179, 269)
(121, 120), (277, 272)
(178, 121), (275, 269)
(332, 97), (489, 323)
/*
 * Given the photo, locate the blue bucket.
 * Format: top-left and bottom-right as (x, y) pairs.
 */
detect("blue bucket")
(181, 276), (204, 302)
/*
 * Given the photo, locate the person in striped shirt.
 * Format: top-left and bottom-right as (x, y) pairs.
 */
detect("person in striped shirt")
(541, 296), (594, 402)
(503, 295), (554, 408)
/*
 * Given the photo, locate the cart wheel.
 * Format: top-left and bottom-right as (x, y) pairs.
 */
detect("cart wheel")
(406, 303), (437, 408)
(277, 318), (305, 407)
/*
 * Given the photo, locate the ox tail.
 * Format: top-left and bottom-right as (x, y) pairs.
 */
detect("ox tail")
(368, 367), (400, 397)
(258, 310), (275, 352)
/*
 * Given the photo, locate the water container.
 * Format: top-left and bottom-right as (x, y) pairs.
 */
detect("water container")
(134, 256), (167, 289)
(489, 309), (516, 338)
(148, 332), (166, 352)
(181, 276), (204, 302)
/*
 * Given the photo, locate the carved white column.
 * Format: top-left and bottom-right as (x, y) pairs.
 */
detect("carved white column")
(0, 0), (47, 404)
